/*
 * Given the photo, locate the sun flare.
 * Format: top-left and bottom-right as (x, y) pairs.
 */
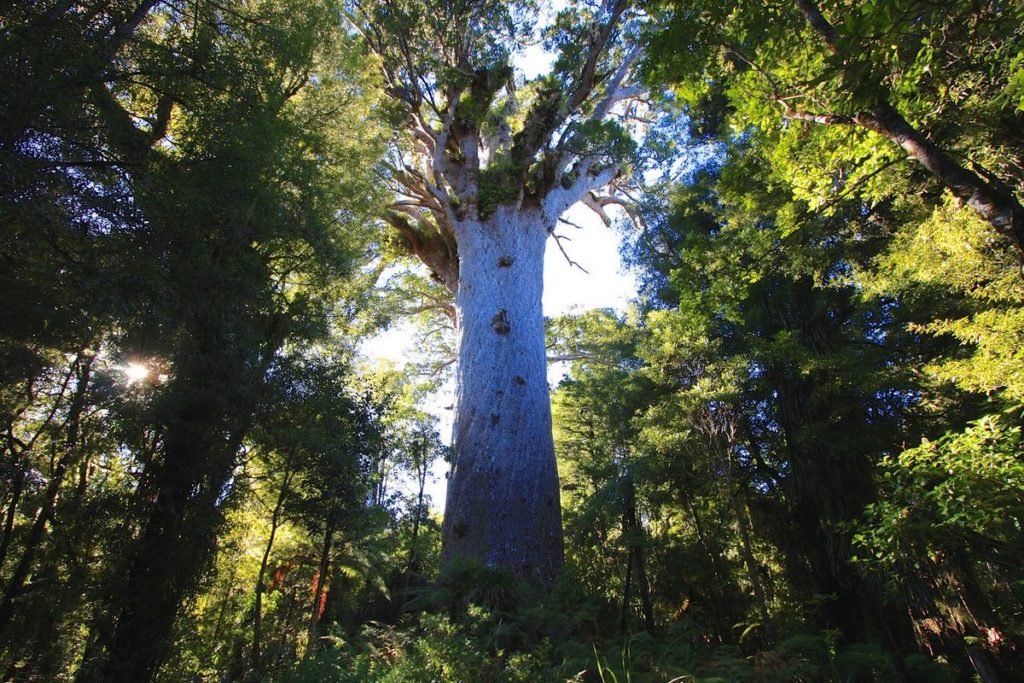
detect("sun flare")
(122, 362), (150, 384)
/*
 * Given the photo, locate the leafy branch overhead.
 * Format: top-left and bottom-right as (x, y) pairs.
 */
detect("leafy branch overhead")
(646, 0), (1024, 255)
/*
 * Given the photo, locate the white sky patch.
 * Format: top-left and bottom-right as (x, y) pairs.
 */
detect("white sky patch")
(519, 42), (555, 80)
(518, 0), (562, 79)
(544, 205), (636, 316)
(362, 319), (421, 364)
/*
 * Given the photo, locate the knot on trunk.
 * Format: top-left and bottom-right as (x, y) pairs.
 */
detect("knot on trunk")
(497, 256), (513, 268)
(491, 309), (511, 335)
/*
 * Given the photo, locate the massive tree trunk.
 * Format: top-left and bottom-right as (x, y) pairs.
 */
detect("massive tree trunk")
(353, 0), (641, 587)
(442, 207), (563, 584)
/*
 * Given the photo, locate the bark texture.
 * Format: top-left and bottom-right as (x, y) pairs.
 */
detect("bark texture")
(442, 207), (563, 583)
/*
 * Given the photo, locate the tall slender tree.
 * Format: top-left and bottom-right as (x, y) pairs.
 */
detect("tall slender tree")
(348, 0), (646, 584)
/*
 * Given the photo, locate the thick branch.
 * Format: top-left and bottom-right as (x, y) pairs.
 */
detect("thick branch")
(103, 0), (162, 62)
(853, 103), (1024, 251)
(510, 0), (631, 169)
(89, 84), (154, 163)
(587, 44), (642, 123)
(149, 94), (174, 142)
(382, 213), (459, 292)
(542, 164), (619, 229)
(792, 0), (840, 54)
(565, 0), (632, 113)
(544, 47), (644, 194)
(788, 0), (1024, 253)
(581, 191), (612, 226)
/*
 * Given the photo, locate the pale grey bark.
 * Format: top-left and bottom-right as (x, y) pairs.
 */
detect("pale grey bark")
(442, 207), (563, 583)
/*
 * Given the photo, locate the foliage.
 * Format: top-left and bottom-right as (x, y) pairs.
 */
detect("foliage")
(0, 0), (387, 678)
(854, 408), (1024, 660)
(644, 0), (1024, 252)
(859, 410), (1024, 567)
(867, 198), (1024, 404)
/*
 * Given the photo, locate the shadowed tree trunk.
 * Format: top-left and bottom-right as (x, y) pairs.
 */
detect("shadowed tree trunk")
(406, 448), (427, 574)
(252, 458), (294, 675)
(0, 370), (72, 573)
(619, 471), (653, 632)
(682, 488), (728, 643)
(0, 351), (94, 635)
(734, 495), (773, 643)
(306, 516), (334, 657)
(76, 317), (286, 683)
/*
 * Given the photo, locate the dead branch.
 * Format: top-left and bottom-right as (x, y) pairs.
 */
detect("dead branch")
(550, 231), (590, 273)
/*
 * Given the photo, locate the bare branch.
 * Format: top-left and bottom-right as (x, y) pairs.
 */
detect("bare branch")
(550, 232), (590, 273)
(425, 356), (457, 377)
(781, 106), (852, 126)
(602, 192), (647, 230)
(547, 353), (591, 363)
(558, 216), (588, 230)
(581, 191), (612, 226)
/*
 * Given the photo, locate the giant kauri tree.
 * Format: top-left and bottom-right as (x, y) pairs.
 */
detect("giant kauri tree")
(348, 0), (645, 584)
